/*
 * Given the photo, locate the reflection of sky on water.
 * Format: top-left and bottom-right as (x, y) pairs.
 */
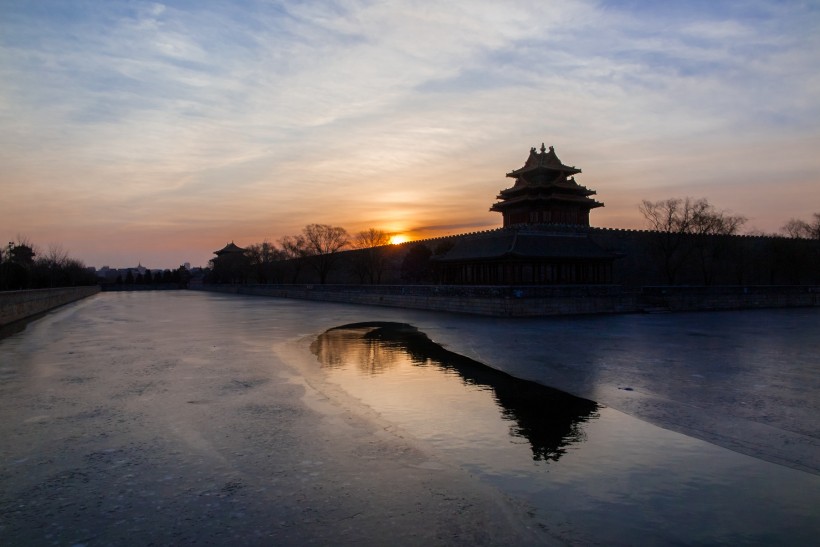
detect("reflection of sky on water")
(313, 321), (820, 546)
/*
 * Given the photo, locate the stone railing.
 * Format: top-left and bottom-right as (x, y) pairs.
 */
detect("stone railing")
(263, 283), (629, 316)
(193, 283), (819, 317)
(0, 286), (101, 327)
(639, 285), (820, 312)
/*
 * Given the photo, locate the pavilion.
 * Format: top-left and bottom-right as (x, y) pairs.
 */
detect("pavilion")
(435, 144), (615, 285)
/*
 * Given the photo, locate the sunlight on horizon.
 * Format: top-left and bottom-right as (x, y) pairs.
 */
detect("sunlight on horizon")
(1, 1), (818, 269)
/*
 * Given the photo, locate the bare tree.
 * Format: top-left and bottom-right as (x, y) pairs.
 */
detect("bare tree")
(639, 197), (694, 234)
(639, 198), (697, 284)
(782, 213), (820, 239)
(690, 201), (746, 236)
(351, 228), (391, 284)
(301, 224), (349, 284)
(354, 228), (390, 248)
(41, 244), (69, 267)
(279, 235), (307, 258)
(690, 202), (746, 284)
(279, 234), (309, 283)
(639, 197), (746, 284)
(36, 244), (71, 287)
(246, 240), (284, 284)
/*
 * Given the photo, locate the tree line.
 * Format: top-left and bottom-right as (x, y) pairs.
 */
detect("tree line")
(0, 240), (97, 291)
(111, 266), (190, 287)
(208, 224), (397, 285)
(207, 222), (463, 286)
(637, 198), (818, 285)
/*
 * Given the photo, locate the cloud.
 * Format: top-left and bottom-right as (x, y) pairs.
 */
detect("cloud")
(1, 0), (819, 267)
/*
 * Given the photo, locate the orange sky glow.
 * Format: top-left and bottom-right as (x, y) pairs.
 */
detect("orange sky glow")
(2, 1), (819, 269)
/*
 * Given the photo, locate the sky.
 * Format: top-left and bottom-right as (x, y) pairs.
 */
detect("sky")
(1, 0), (819, 269)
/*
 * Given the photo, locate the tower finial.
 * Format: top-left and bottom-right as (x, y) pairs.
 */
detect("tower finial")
(540, 143), (546, 153)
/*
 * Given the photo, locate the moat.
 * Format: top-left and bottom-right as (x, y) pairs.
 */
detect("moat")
(1, 291), (818, 545)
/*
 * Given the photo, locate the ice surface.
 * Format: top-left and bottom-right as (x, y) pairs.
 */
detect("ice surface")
(1, 291), (818, 545)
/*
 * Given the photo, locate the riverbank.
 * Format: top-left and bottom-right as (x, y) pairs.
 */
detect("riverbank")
(0, 286), (100, 327)
(193, 284), (820, 317)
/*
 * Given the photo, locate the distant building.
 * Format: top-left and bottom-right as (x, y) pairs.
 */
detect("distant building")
(435, 144), (614, 284)
(214, 242), (246, 257)
(211, 242), (249, 283)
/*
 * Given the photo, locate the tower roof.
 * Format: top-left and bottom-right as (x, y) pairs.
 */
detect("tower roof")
(214, 242), (245, 255)
(506, 143), (581, 179)
(491, 143), (603, 227)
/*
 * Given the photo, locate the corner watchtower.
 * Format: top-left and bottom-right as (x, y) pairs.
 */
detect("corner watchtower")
(490, 144), (603, 227)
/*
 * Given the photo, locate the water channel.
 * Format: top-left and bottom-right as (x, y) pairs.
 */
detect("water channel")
(1, 291), (818, 545)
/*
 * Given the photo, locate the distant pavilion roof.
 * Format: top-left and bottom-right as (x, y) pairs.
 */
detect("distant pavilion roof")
(214, 242), (245, 256)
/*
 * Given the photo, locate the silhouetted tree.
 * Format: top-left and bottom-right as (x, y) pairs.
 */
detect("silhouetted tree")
(782, 213), (820, 239)
(173, 266), (190, 287)
(246, 240), (284, 284)
(279, 234), (308, 283)
(689, 201), (746, 284)
(0, 240), (35, 290)
(1, 239), (95, 290)
(62, 259), (95, 286)
(639, 198), (698, 284)
(301, 224), (349, 284)
(10, 243), (35, 266)
(351, 228), (391, 284)
(32, 245), (68, 287)
(639, 197), (745, 284)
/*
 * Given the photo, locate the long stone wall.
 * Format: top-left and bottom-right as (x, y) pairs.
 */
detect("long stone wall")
(262, 225), (819, 287)
(0, 286), (101, 327)
(640, 286), (820, 312)
(193, 284), (819, 317)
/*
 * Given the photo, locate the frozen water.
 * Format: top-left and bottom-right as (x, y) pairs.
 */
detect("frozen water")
(1, 291), (818, 545)
(313, 321), (820, 545)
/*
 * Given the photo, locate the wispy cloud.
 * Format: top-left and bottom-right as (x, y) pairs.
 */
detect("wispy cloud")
(1, 0), (818, 267)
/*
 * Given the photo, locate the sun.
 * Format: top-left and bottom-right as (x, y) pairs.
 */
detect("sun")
(389, 234), (409, 245)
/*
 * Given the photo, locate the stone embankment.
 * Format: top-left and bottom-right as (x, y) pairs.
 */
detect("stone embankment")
(0, 286), (101, 327)
(193, 284), (820, 317)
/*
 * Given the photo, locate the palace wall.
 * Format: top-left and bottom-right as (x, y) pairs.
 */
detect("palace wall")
(218, 225), (819, 288)
(283, 226), (819, 287)
(202, 227), (819, 316)
(0, 286), (101, 327)
(585, 227), (820, 286)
